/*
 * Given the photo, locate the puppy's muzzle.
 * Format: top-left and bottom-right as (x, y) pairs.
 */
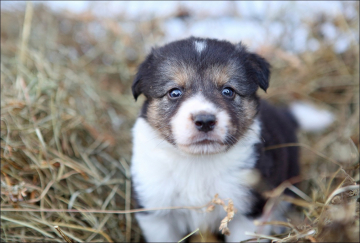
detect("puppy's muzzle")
(193, 113), (216, 133)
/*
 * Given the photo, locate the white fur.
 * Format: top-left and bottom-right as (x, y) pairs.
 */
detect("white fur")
(194, 40), (206, 53)
(289, 102), (334, 132)
(131, 117), (263, 242)
(227, 201), (291, 242)
(227, 214), (269, 242)
(170, 93), (230, 154)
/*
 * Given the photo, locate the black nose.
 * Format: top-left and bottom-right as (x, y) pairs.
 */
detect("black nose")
(193, 114), (216, 132)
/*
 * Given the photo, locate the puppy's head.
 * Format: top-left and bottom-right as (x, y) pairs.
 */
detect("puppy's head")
(132, 37), (270, 154)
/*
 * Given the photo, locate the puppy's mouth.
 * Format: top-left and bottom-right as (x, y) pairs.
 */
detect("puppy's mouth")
(177, 136), (227, 155)
(192, 138), (223, 145)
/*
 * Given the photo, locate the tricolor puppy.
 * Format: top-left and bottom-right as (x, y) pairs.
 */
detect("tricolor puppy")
(130, 37), (333, 242)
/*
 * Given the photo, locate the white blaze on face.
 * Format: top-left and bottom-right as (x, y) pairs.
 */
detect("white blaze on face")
(170, 93), (231, 154)
(194, 41), (206, 54)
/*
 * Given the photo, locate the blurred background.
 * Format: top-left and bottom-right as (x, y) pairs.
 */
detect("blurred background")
(1, 1), (359, 242)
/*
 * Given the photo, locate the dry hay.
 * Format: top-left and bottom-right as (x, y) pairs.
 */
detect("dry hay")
(1, 2), (359, 242)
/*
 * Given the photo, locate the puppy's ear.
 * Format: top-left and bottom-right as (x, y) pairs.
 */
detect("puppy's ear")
(132, 73), (143, 101)
(245, 52), (271, 92)
(132, 50), (156, 101)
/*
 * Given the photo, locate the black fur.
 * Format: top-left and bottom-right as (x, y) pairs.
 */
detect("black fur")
(244, 53), (271, 92)
(139, 99), (149, 119)
(257, 99), (299, 188)
(246, 100), (300, 217)
(245, 189), (267, 218)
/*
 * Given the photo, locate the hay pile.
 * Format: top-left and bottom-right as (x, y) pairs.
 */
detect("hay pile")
(1, 3), (148, 242)
(1, 2), (359, 242)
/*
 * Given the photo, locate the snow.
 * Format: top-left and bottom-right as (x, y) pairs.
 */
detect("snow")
(1, 1), (358, 53)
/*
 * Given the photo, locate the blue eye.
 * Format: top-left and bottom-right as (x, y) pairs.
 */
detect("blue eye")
(222, 87), (235, 98)
(169, 89), (182, 98)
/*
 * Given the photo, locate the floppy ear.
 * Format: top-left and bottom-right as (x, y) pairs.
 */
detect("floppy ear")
(131, 73), (142, 101)
(245, 53), (271, 92)
(131, 50), (156, 101)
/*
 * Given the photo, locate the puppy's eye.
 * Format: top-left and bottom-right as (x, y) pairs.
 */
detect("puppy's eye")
(168, 88), (182, 99)
(222, 87), (235, 98)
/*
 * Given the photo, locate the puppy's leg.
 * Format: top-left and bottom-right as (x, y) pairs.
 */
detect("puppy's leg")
(226, 202), (292, 242)
(136, 212), (184, 242)
(225, 214), (271, 242)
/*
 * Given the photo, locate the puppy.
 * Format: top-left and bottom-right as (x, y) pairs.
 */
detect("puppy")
(130, 37), (332, 242)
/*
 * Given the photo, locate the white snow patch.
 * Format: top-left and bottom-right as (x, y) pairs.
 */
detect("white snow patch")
(2, 1), (355, 54)
(290, 102), (334, 132)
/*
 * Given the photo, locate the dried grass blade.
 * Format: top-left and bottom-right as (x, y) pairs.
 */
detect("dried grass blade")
(1, 215), (54, 238)
(325, 184), (359, 205)
(178, 228), (200, 243)
(244, 232), (281, 241)
(54, 226), (75, 243)
(54, 222), (113, 243)
(19, 2), (33, 63)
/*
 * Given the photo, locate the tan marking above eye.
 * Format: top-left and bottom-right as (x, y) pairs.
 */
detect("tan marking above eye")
(161, 61), (195, 87)
(205, 62), (237, 87)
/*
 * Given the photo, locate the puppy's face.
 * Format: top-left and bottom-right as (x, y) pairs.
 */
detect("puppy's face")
(132, 38), (270, 154)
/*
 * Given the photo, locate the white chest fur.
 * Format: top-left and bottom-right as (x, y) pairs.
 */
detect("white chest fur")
(131, 118), (261, 232)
